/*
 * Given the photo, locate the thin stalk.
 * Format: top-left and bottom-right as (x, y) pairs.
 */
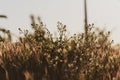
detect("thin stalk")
(84, 0), (88, 42)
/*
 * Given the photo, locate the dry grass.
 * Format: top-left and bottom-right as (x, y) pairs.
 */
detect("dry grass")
(0, 16), (119, 80)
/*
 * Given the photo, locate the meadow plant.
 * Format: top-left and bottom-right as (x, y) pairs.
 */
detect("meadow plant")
(0, 16), (119, 80)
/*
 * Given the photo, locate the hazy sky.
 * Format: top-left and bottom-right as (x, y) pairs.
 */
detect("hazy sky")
(0, 0), (120, 43)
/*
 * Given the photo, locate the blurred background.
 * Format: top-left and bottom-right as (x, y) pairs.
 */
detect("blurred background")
(0, 0), (120, 43)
